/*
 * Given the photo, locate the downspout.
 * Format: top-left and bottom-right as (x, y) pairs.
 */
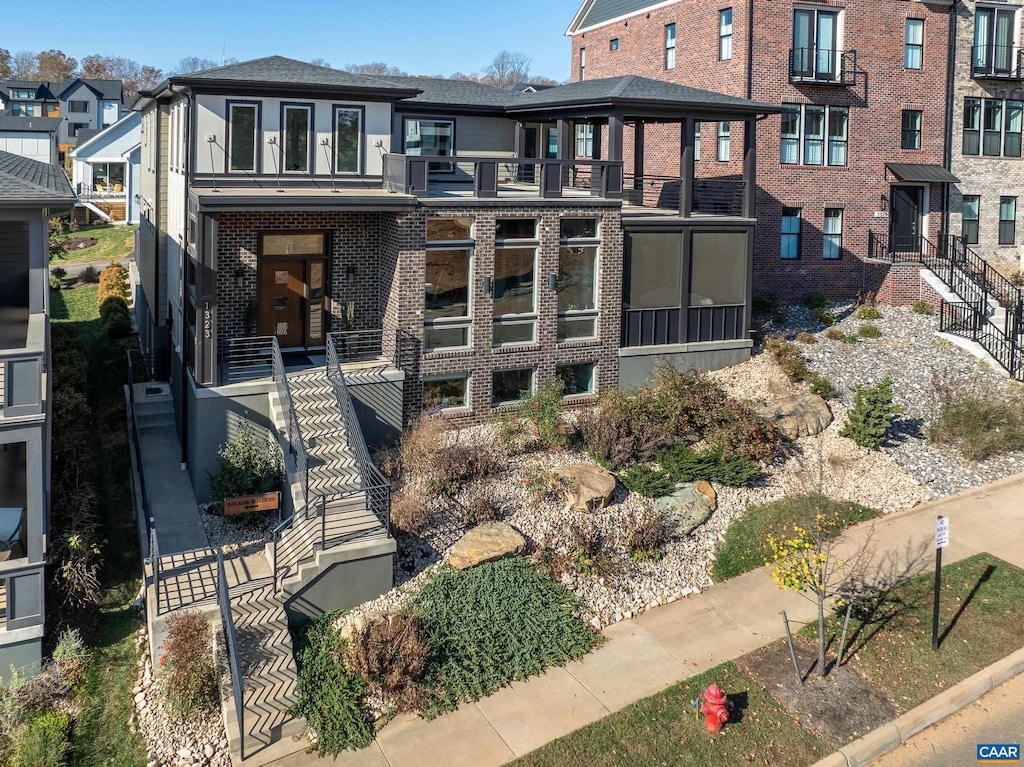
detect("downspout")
(943, 3), (957, 242)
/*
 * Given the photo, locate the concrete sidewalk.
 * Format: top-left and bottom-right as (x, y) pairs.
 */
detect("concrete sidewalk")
(265, 473), (1024, 767)
(138, 423), (208, 555)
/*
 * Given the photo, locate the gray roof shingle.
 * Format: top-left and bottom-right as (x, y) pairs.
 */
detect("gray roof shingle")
(172, 56), (415, 94)
(0, 150), (75, 201)
(0, 115), (62, 132)
(384, 76), (514, 109)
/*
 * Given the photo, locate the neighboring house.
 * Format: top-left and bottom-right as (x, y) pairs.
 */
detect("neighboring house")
(0, 79), (124, 158)
(565, 0), (959, 300)
(0, 115), (61, 164)
(0, 150), (76, 678)
(948, 1), (1024, 274)
(70, 112), (142, 224)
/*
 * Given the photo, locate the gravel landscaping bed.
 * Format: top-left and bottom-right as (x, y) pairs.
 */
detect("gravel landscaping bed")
(198, 503), (277, 558)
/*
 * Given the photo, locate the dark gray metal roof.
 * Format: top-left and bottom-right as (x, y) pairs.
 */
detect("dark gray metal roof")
(0, 115), (62, 132)
(74, 128), (102, 146)
(886, 163), (960, 184)
(571, 0), (660, 32)
(386, 76), (514, 109)
(0, 150), (75, 201)
(169, 56), (417, 96)
(3, 79), (122, 102)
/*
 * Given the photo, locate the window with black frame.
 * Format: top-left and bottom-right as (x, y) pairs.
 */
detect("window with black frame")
(557, 218), (599, 342)
(962, 195), (980, 244)
(901, 110), (922, 150)
(1000, 196), (1016, 245)
(283, 105), (311, 172)
(228, 103), (257, 172)
(493, 219), (537, 346)
(424, 218), (473, 350)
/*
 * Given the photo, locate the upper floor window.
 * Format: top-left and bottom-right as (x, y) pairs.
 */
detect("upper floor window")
(580, 47), (586, 80)
(666, 24), (677, 69)
(68, 100), (90, 113)
(720, 9), (733, 60)
(425, 218), (473, 351)
(610, 38), (619, 51)
(1000, 196), (1017, 244)
(974, 6), (1019, 76)
(558, 218), (600, 341)
(11, 103), (39, 117)
(901, 110), (922, 150)
(282, 104), (311, 172)
(963, 97), (1023, 157)
(334, 107), (362, 174)
(11, 89), (34, 99)
(228, 102), (258, 172)
(576, 123), (594, 157)
(717, 121), (730, 161)
(905, 19), (924, 69)
(780, 104), (848, 166)
(792, 7), (840, 80)
(405, 118), (454, 157)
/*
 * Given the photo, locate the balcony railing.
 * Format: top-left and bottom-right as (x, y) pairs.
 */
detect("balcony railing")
(1, 313), (46, 420)
(622, 174), (748, 217)
(382, 153), (623, 200)
(789, 48), (857, 85)
(971, 45), (1024, 80)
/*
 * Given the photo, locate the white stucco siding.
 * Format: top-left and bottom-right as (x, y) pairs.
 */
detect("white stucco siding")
(193, 94), (393, 176)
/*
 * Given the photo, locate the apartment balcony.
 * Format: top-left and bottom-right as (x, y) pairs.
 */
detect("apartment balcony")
(788, 48), (857, 86)
(0, 311), (45, 421)
(970, 46), (1024, 80)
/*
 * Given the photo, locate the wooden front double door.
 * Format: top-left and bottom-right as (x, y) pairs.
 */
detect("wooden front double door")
(257, 232), (328, 349)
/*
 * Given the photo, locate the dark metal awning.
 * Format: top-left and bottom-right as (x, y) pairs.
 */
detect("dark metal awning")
(885, 163), (960, 184)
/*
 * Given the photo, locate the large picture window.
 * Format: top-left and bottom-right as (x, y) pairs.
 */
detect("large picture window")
(780, 104), (848, 166)
(405, 119), (453, 157)
(792, 7), (840, 79)
(965, 97), (1023, 157)
(974, 6), (1018, 76)
(228, 103), (258, 172)
(335, 107), (362, 174)
(282, 105), (311, 172)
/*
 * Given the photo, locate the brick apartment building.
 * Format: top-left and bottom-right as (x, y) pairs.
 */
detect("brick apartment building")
(567, 0), (959, 299)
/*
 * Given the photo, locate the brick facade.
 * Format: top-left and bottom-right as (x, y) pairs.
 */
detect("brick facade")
(572, 0), (953, 300)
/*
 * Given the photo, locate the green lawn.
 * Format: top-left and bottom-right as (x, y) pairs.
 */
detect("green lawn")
(511, 662), (830, 767)
(57, 224), (136, 265)
(810, 553), (1024, 713)
(49, 285), (147, 766)
(713, 494), (879, 581)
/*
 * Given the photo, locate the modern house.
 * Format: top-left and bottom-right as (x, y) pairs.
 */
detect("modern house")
(0, 114), (61, 165)
(70, 112), (142, 224)
(0, 78), (124, 158)
(565, 0), (959, 300)
(132, 55), (775, 612)
(0, 150), (76, 678)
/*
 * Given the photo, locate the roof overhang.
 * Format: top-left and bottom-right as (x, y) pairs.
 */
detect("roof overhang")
(505, 97), (782, 122)
(152, 78), (422, 103)
(885, 163), (959, 184)
(189, 187), (419, 214)
(565, 0), (677, 35)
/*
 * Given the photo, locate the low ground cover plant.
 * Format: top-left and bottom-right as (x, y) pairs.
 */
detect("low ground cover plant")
(911, 300), (935, 315)
(766, 339), (807, 382)
(856, 306), (881, 320)
(857, 324), (882, 338)
(806, 372), (837, 399)
(658, 444), (758, 487)
(928, 373), (1024, 460)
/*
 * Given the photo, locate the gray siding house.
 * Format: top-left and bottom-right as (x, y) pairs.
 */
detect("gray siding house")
(70, 112), (142, 224)
(0, 150), (76, 678)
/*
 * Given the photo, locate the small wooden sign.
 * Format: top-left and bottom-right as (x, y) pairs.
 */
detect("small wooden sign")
(224, 491), (280, 516)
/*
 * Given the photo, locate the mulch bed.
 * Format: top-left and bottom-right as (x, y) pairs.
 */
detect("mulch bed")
(738, 637), (897, 748)
(68, 236), (98, 250)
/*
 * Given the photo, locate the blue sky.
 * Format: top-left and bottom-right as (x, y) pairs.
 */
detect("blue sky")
(7, 0), (578, 81)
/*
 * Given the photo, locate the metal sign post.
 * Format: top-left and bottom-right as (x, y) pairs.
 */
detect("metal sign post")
(932, 515), (949, 650)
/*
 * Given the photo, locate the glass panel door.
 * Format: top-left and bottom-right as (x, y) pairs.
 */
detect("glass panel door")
(975, 8), (992, 69)
(816, 11), (837, 79)
(994, 9), (1014, 73)
(793, 9), (813, 76)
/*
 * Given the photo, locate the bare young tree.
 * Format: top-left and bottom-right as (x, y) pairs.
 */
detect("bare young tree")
(173, 56), (220, 75)
(482, 50), (531, 89)
(344, 62), (408, 77)
(11, 50), (40, 78)
(309, 57), (332, 68)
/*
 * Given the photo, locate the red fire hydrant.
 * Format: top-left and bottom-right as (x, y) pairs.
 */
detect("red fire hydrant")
(699, 684), (730, 733)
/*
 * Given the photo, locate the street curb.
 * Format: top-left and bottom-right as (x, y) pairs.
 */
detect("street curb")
(809, 646), (1024, 767)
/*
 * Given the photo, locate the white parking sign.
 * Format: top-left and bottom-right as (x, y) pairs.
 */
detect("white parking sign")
(936, 516), (950, 549)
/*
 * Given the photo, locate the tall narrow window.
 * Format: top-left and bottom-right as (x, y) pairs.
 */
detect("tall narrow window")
(901, 110), (922, 150)
(282, 105), (311, 172)
(665, 23), (677, 69)
(694, 123), (701, 160)
(1006, 100), (1023, 157)
(493, 248), (537, 345)
(576, 124), (594, 157)
(720, 9), (733, 60)
(425, 218), (473, 350)
(984, 99), (1003, 156)
(999, 196), (1016, 244)
(228, 103), (257, 172)
(823, 208), (843, 259)
(964, 97), (981, 155)
(335, 107), (362, 174)
(781, 105), (801, 164)
(717, 121), (730, 161)
(804, 106), (825, 165)
(962, 195), (980, 245)
(905, 19), (924, 70)
(827, 107), (848, 166)
(579, 47), (586, 80)
(610, 38), (619, 51)
(558, 218), (599, 341)
(781, 207), (802, 259)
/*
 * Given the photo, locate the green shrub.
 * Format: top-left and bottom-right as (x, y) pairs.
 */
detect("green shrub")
(48, 274), (62, 290)
(795, 331), (816, 344)
(928, 375), (1024, 460)
(806, 372), (837, 400)
(207, 423), (284, 508)
(658, 444), (758, 487)
(159, 610), (218, 720)
(50, 267), (67, 281)
(856, 306), (881, 320)
(104, 310), (132, 338)
(766, 339), (807, 382)
(804, 292), (830, 309)
(14, 711), (70, 767)
(517, 378), (569, 449)
(292, 613), (372, 755)
(411, 559), (599, 717)
(713, 494), (879, 580)
(0, 670), (27, 758)
(619, 464), (674, 498)
(824, 327), (845, 341)
(704, 402), (780, 463)
(839, 377), (901, 449)
(810, 306), (837, 325)
(79, 266), (100, 284)
(911, 300), (935, 315)
(858, 324), (882, 338)
(753, 293), (788, 323)
(52, 628), (88, 688)
(99, 295), (128, 324)
(843, 334), (859, 345)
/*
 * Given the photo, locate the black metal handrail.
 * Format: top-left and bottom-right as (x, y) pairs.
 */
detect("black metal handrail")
(789, 48), (857, 85)
(215, 547), (246, 761)
(621, 174), (747, 217)
(941, 300), (1023, 380)
(971, 45), (1024, 80)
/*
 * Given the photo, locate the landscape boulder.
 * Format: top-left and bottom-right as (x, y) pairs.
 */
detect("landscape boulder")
(449, 521), (526, 569)
(761, 393), (833, 439)
(552, 464), (617, 512)
(655, 480), (718, 537)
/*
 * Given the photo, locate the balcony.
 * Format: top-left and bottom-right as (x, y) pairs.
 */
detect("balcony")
(789, 48), (857, 86)
(382, 154), (623, 201)
(0, 311), (46, 421)
(970, 45), (1024, 80)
